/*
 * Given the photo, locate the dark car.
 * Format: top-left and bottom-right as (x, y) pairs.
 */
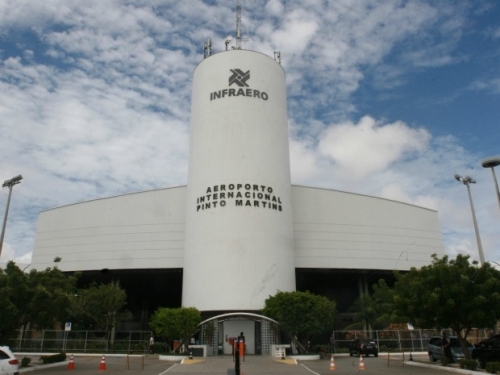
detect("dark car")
(427, 336), (474, 363)
(471, 334), (500, 369)
(349, 339), (378, 357)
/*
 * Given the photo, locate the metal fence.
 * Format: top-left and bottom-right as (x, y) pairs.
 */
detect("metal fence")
(9, 330), (152, 354)
(330, 328), (491, 354)
(8, 328), (493, 355)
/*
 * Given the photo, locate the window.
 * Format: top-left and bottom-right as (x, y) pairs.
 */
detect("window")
(0, 350), (9, 360)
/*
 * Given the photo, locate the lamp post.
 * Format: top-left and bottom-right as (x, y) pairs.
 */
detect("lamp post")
(0, 175), (23, 258)
(454, 174), (485, 265)
(481, 156), (500, 211)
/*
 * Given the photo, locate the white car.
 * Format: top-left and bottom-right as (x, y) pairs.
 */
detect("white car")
(0, 346), (19, 375)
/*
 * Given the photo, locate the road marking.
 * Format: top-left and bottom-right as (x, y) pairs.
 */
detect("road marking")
(300, 363), (321, 375)
(160, 363), (178, 374)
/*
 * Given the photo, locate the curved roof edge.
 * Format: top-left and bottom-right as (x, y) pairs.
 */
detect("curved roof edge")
(292, 184), (438, 213)
(40, 185), (188, 213)
(199, 312), (279, 326)
(40, 183), (438, 215)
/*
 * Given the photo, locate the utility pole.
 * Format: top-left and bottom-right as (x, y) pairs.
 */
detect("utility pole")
(0, 175), (23, 258)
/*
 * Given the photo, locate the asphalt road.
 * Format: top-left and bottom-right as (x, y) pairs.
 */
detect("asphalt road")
(18, 353), (483, 375)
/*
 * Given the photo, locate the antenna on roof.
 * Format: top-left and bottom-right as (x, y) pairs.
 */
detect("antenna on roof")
(274, 51), (281, 64)
(224, 36), (232, 51)
(203, 38), (212, 58)
(235, 0), (242, 50)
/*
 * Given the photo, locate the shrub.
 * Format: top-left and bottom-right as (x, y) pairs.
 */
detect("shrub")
(458, 359), (477, 370)
(314, 345), (329, 359)
(21, 357), (32, 367)
(39, 352), (66, 364)
(486, 362), (500, 374)
(152, 342), (166, 354)
(314, 345), (328, 353)
(343, 331), (366, 340)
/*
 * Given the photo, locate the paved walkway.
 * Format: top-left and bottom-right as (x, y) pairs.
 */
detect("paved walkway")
(17, 353), (486, 375)
(166, 355), (306, 374)
(164, 354), (487, 375)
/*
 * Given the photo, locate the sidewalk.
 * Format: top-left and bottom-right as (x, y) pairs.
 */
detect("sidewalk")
(14, 352), (487, 375)
(166, 355), (308, 374)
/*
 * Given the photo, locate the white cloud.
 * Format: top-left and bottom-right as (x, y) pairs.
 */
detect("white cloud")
(289, 138), (320, 183)
(0, 0), (499, 266)
(318, 116), (430, 179)
(470, 78), (500, 94)
(264, 0), (284, 17)
(379, 183), (413, 204)
(269, 9), (318, 56)
(0, 242), (15, 265)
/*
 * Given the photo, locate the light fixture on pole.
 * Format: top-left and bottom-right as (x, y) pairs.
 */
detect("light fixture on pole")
(481, 156), (500, 211)
(454, 174), (484, 265)
(0, 175), (23, 258)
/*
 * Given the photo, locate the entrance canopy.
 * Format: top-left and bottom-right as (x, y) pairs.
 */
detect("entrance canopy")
(198, 312), (280, 355)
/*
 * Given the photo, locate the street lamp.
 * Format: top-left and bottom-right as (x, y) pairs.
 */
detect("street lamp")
(454, 174), (484, 265)
(481, 156), (500, 211)
(0, 174), (23, 258)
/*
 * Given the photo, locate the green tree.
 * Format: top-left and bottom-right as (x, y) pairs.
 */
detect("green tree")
(0, 262), (24, 342)
(0, 261), (78, 344)
(149, 307), (201, 353)
(345, 294), (381, 334)
(261, 291), (336, 351)
(345, 279), (404, 334)
(71, 282), (130, 349)
(393, 254), (500, 358)
(27, 266), (79, 329)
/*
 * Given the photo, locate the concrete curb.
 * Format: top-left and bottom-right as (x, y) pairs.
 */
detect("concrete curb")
(159, 354), (188, 361)
(404, 360), (485, 374)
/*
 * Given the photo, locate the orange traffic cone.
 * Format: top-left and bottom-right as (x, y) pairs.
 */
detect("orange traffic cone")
(67, 354), (75, 370)
(99, 355), (106, 371)
(359, 355), (365, 370)
(329, 355), (336, 371)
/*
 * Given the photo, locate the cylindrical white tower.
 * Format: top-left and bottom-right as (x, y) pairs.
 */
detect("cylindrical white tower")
(182, 49), (295, 311)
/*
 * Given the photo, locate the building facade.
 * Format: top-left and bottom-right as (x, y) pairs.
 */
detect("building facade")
(30, 48), (444, 354)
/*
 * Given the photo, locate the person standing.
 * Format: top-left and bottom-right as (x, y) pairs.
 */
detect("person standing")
(238, 332), (245, 343)
(330, 332), (336, 353)
(238, 332), (246, 360)
(442, 331), (453, 363)
(149, 335), (155, 354)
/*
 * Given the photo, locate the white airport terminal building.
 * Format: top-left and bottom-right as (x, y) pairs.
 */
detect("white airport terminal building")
(30, 34), (444, 355)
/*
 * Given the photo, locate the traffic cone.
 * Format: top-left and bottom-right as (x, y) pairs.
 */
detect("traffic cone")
(67, 354), (75, 370)
(99, 355), (106, 371)
(329, 355), (336, 371)
(359, 355), (365, 370)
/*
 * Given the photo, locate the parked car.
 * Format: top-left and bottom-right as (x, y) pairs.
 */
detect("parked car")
(0, 346), (19, 375)
(349, 339), (378, 357)
(471, 334), (500, 369)
(427, 336), (474, 363)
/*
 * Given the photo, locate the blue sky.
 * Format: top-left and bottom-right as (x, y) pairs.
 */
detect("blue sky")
(1, 0), (499, 268)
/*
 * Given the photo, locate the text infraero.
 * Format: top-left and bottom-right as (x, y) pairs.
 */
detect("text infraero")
(196, 183), (282, 212)
(209, 69), (269, 102)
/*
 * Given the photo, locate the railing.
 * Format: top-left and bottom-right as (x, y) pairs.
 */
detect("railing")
(329, 328), (491, 354)
(9, 330), (152, 354)
(8, 328), (493, 354)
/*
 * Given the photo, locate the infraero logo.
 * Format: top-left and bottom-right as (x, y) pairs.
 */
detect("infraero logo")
(210, 68), (269, 101)
(229, 69), (250, 87)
